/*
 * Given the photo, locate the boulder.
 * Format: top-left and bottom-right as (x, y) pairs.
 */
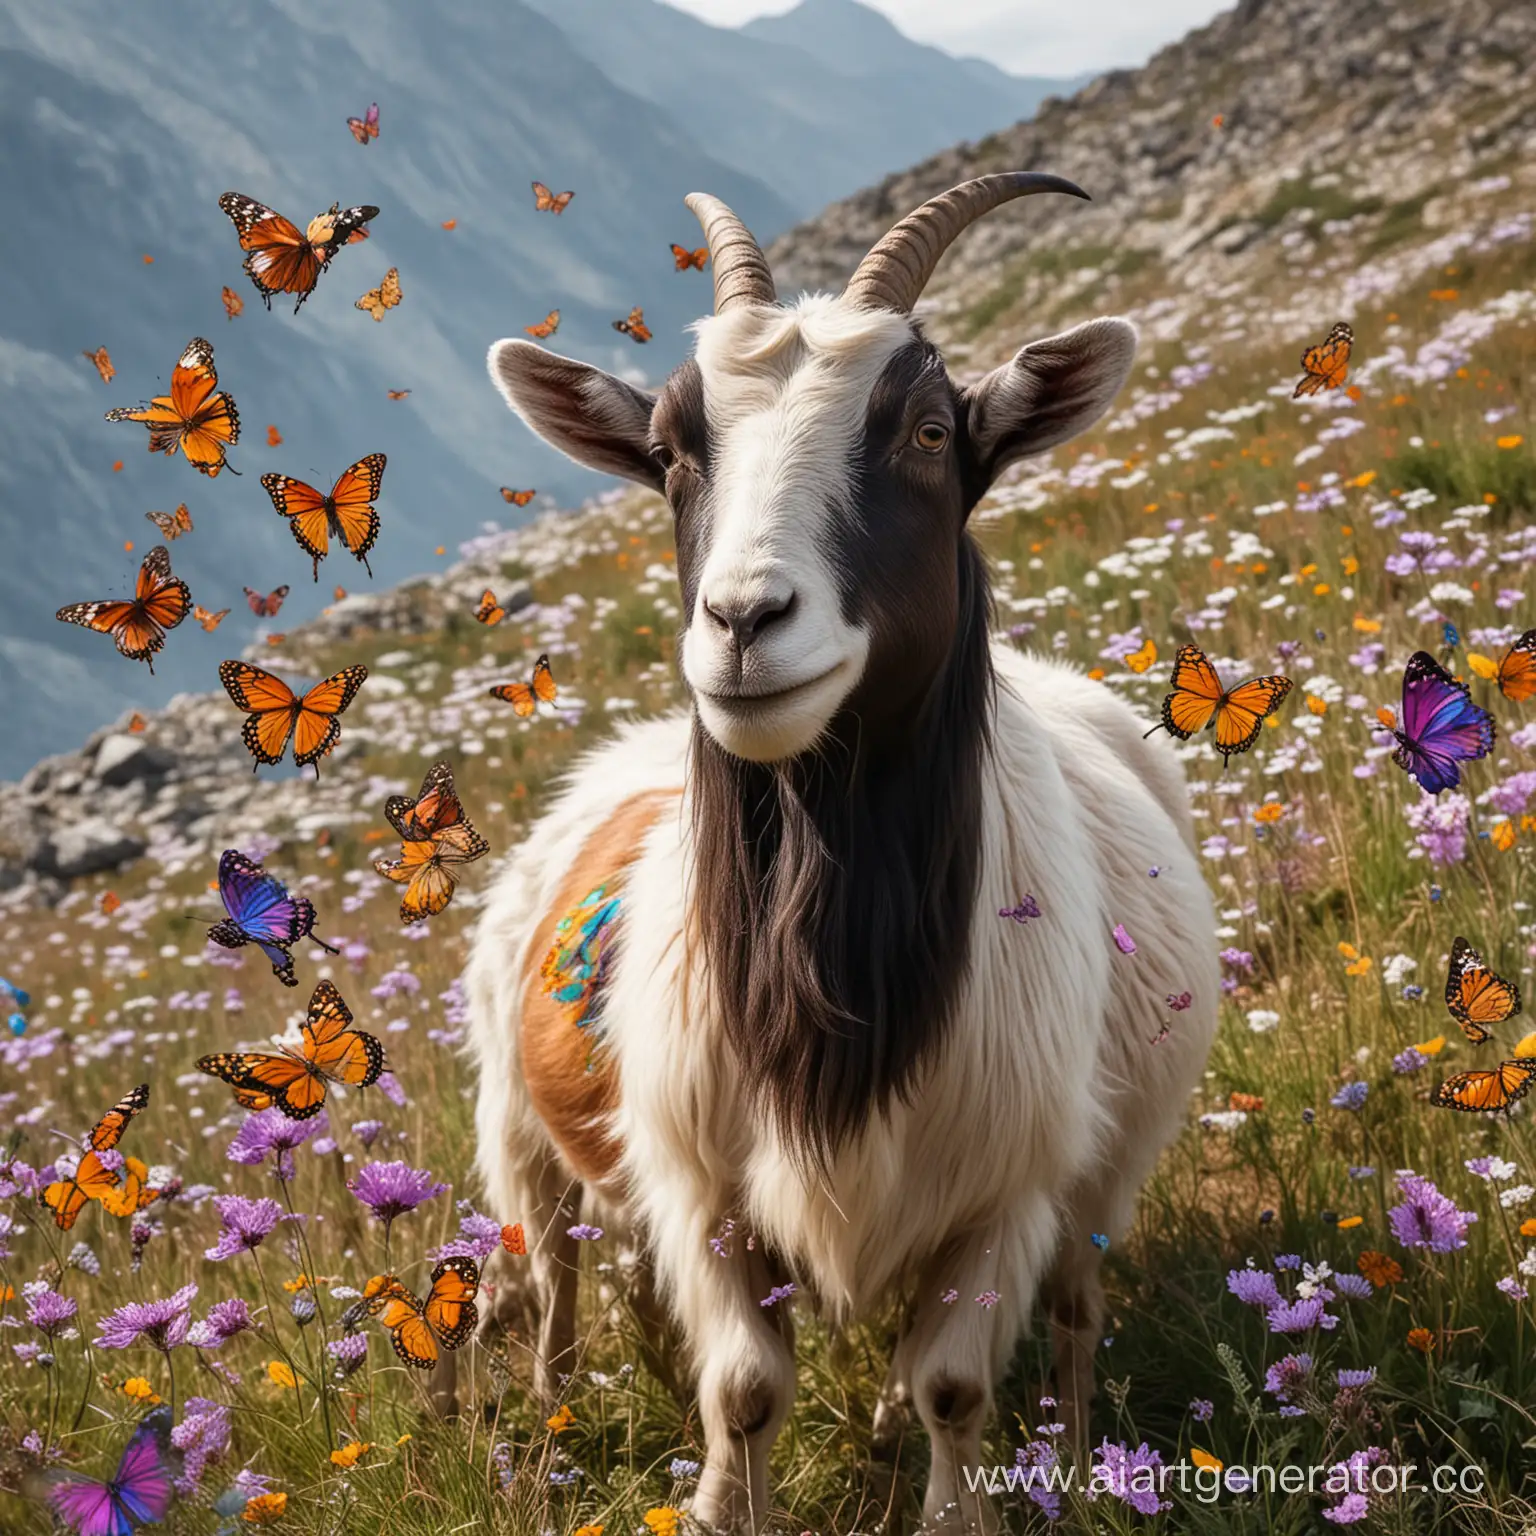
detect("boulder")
(31, 819), (147, 879)
(93, 734), (175, 787)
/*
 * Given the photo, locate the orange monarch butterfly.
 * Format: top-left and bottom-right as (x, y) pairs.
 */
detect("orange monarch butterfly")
(105, 337), (240, 477)
(386, 389), (410, 401)
(219, 660), (368, 772)
(82, 346), (115, 383)
(500, 1223), (526, 1256)
(355, 1257), (479, 1369)
(488, 654), (557, 717)
(1145, 645), (1293, 764)
(197, 979), (384, 1119)
(474, 590), (506, 625)
(41, 1084), (151, 1229)
(194, 605), (230, 632)
(144, 504), (192, 540)
(88, 1083), (151, 1151)
(1444, 936), (1520, 1045)
(221, 284), (244, 321)
(219, 192), (378, 312)
(612, 306), (651, 343)
(94, 1156), (159, 1219)
(374, 760), (490, 924)
(500, 487), (536, 506)
(266, 424), (283, 447)
(531, 181), (573, 214)
(1431, 1059), (1536, 1114)
(56, 545), (191, 672)
(1123, 637), (1158, 674)
(355, 267), (401, 321)
(524, 310), (560, 340)
(265, 633), (287, 646)
(346, 101), (379, 145)
(1492, 629), (1536, 702)
(1293, 322), (1353, 398)
(670, 243), (708, 271)
(261, 454), (386, 580)
(244, 584), (289, 617)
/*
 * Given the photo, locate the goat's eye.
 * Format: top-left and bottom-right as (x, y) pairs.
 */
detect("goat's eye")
(650, 443), (676, 473)
(912, 421), (950, 453)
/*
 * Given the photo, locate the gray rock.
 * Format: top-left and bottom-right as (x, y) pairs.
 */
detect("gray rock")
(93, 734), (175, 787)
(31, 819), (147, 878)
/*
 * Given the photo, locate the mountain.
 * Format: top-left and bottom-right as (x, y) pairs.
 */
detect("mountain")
(522, 0), (1084, 210)
(0, 0), (1075, 780)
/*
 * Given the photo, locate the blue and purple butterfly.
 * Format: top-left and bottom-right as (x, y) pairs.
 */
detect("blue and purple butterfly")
(1391, 650), (1495, 795)
(37, 1407), (176, 1534)
(207, 849), (337, 988)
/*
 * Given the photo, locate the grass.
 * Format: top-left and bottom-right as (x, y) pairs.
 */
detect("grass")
(1, 190), (1536, 1536)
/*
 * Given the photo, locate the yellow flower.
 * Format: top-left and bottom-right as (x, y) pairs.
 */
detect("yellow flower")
(243, 1493), (288, 1525)
(1407, 1326), (1435, 1354)
(1512, 1032), (1536, 1059)
(395, 1434), (413, 1447)
(121, 1377), (161, 1405)
(643, 1511), (681, 1536)
(1466, 652), (1498, 680)
(1348, 470), (1377, 488)
(1306, 695), (1328, 716)
(1300, 562), (1318, 577)
(1342, 555), (1359, 577)
(266, 1360), (300, 1390)
(1253, 802), (1286, 824)
(575, 1527), (605, 1536)
(1352, 614), (1382, 634)
(1413, 1035), (1446, 1056)
(1491, 820), (1517, 852)
(546, 1404), (576, 1434)
(1312, 582), (1331, 597)
(329, 1442), (372, 1468)
(1190, 1448), (1223, 1473)
(1337, 941), (1359, 960)
(1345, 957), (1373, 977)
(1336, 1216), (1363, 1230)
(1496, 434), (1524, 450)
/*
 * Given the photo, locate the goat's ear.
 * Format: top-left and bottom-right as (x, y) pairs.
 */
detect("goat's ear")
(963, 317), (1137, 486)
(488, 339), (663, 492)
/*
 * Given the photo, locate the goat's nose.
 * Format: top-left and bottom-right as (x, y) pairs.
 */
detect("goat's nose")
(701, 587), (795, 651)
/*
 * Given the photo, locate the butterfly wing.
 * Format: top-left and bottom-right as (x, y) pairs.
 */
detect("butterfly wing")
(422, 1257), (480, 1350)
(87, 1084), (149, 1152)
(1293, 323), (1353, 398)
(84, 347), (116, 384)
(220, 660), (301, 765)
(243, 585), (289, 617)
(1431, 1060), (1536, 1113)
(198, 1050), (320, 1117)
(376, 842), (459, 924)
(372, 1285), (439, 1367)
(489, 681), (535, 717)
(215, 849), (313, 946)
(1498, 629), (1536, 703)
(1444, 937), (1520, 1044)
(169, 339), (239, 474)
(261, 474), (334, 573)
(1213, 675), (1293, 762)
(1159, 646), (1224, 739)
(385, 760), (461, 841)
(475, 589), (504, 625)
(219, 192), (321, 309)
(95, 1157), (158, 1219)
(551, 191), (573, 214)
(303, 979), (384, 1088)
(107, 1408), (177, 1525)
(43, 1151), (118, 1230)
(531, 180), (552, 210)
(291, 665), (368, 767)
(524, 310), (560, 339)
(326, 455), (385, 567)
(1392, 651), (1496, 794)
(501, 1223), (527, 1255)
(195, 606), (230, 632)
(221, 285), (244, 321)
(44, 1475), (124, 1536)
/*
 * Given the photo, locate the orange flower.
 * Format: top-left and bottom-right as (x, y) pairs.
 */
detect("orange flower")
(1253, 802), (1286, 824)
(1496, 434), (1524, 450)
(1228, 1092), (1264, 1113)
(1352, 615), (1382, 634)
(546, 1404), (576, 1434)
(1345, 957), (1372, 977)
(1512, 1031), (1536, 1059)
(1407, 1326), (1435, 1354)
(1337, 941), (1359, 960)
(1336, 1216), (1363, 1231)
(1520, 1219), (1536, 1238)
(1466, 652), (1498, 680)
(1191, 1447), (1223, 1473)
(121, 1377), (161, 1405)
(1087, 667), (1106, 682)
(1358, 1251), (1403, 1288)
(1307, 695), (1328, 716)
(329, 1442), (372, 1468)
(643, 1512), (681, 1536)
(575, 1527), (605, 1536)
(1342, 556), (1359, 576)
(243, 1493), (288, 1524)
(1491, 821), (1517, 852)
(1428, 288), (1458, 301)
(1312, 582), (1331, 597)
(266, 1360), (299, 1390)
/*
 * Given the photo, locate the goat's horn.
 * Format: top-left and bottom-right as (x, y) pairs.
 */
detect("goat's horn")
(843, 172), (1090, 315)
(685, 192), (777, 312)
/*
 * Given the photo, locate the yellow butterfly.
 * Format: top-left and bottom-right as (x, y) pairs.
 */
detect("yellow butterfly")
(355, 268), (401, 322)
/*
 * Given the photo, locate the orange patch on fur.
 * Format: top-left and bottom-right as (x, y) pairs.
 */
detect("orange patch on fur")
(520, 790), (678, 1189)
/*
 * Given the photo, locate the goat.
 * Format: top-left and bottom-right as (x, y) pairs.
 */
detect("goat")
(462, 174), (1219, 1532)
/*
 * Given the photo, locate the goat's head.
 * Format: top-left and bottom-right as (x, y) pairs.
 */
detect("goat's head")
(489, 174), (1136, 764)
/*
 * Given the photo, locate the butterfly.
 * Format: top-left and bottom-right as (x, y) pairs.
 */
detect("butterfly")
(355, 268), (401, 321)
(105, 337), (239, 477)
(127, 713), (147, 733)
(56, 545), (190, 673)
(1431, 1060), (1536, 1114)
(1124, 638), (1158, 674)
(101, 891), (121, 915)
(219, 660), (369, 773)
(218, 192), (378, 313)
(357, 1257), (480, 1369)
(265, 633), (287, 646)
(261, 454), (386, 580)
(612, 306), (652, 343)
(95, 1157), (159, 1220)
(266, 424), (283, 447)
(244, 585), (290, 618)
(206, 849), (336, 986)
(373, 760), (490, 924)
(332, 585), (347, 602)
(386, 389), (410, 401)
(194, 606), (229, 632)
(144, 504), (192, 540)
(524, 309), (560, 340)
(670, 243), (709, 271)
(1390, 651), (1495, 795)
(198, 979), (384, 1119)
(221, 285), (244, 321)
(500, 1223), (527, 1256)
(33, 1406), (178, 1535)
(1146, 645), (1293, 764)
(1293, 322), (1353, 398)
(500, 487), (536, 506)
(41, 1085), (150, 1230)
(82, 346), (115, 383)
(1444, 937), (1520, 1046)
(1492, 629), (1536, 702)
(346, 101), (379, 144)
(531, 181), (573, 214)
(488, 654), (557, 717)
(441, 218), (457, 231)
(475, 590), (506, 626)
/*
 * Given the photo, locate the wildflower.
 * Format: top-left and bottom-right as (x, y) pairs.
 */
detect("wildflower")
(26, 1288), (78, 1337)
(974, 1289), (1000, 1308)
(1522, 1219), (1536, 1238)
(1330, 1082), (1368, 1111)
(1333, 1274), (1372, 1300)
(1404, 791), (1471, 866)
(567, 1223), (604, 1241)
(205, 1195), (287, 1261)
(1247, 1008), (1280, 1032)
(1336, 1368), (1375, 1389)
(1267, 1295), (1339, 1334)
(291, 1292), (317, 1326)
(330, 1441), (372, 1468)
(939, 1287), (959, 1304)
(347, 1160), (448, 1227)
(1348, 1165), (1376, 1180)
(761, 1283), (797, 1307)
(327, 1334), (369, 1377)
(667, 1457), (700, 1480)
(1406, 1327), (1434, 1354)
(643, 1510), (681, 1536)
(1500, 1184), (1534, 1208)
(433, 1202), (503, 1262)
(228, 1108), (318, 1181)
(1015, 1438), (1063, 1518)
(1274, 1254), (1301, 1271)
(1190, 1448), (1222, 1473)
(1393, 1046), (1427, 1074)
(1227, 1268), (1282, 1308)
(351, 1119), (385, 1149)
(1189, 1399), (1214, 1422)
(1357, 1251), (1403, 1288)
(187, 1297), (253, 1350)
(1496, 434), (1524, 450)
(242, 1491), (288, 1524)
(173, 1398), (231, 1495)
(121, 1377), (161, 1405)
(65, 1241), (99, 1276)
(1323, 1493), (1371, 1525)
(1496, 1276), (1528, 1301)
(1402, 985), (1425, 1002)
(1264, 1352), (1313, 1403)
(1000, 895), (1041, 923)
(267, 1360), (300, 1389)
(1112, 923), (1136, 955)
(95, 1283), (196, 1353)
(1466, 1156), (1517, 1181)
(1087, 1439), (1169, 1515)
(1388, 1172), (1476, 1252)
(546, 1404), (575, 1433)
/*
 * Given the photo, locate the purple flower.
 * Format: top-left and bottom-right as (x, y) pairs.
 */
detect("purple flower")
(668, 1458), (700, 1480)
(1497, 1276), (1529, 1301)
(1000, 896), (1041, 923)
(1336, 1368), (1376, 1389)
(1348, 1165), (1376, 1180)
(227, 1108), (318, 1181)
(1274, 1254), (1302, 1270)
(187, 1297), (253, 1350)
(975, 1289), (1001, 1309)
(95, 1283), (197, 1353)
(1190, 1398), (1214, 1422)
(1088, 1439), (1168, 1515)
(26, 1288), (78, 1336)
(328, 1333), (369, 1375)
(1014, 1439), (1063, 1519)
(351, 1119), (385, 1149)
(1264, 1352), (1313, 1402)
(1324, 1493), (1371, 1524)
(1220, 947), (1255, 973)
(1227, 1268), (1282, 1308)
(1267, 1295), (1339, 1334)
(1112, 923), (1137, 955)
(1388, 1172), (1477, 1252)
(370, 968), (421, 1002)
(432, 1201), (503, 1262)
(760, 1283), (797, 1308)
(566, 1223), (603, 1242)
(1393, 1046), (1428, 1075)
(347, 1160), (448, 1226)
(1331, 1082), (1369, 1112)
(1333, 1274), (1373, 1300)
(172, 1398), (231, 1495)
(204, 1196), (286, 1262)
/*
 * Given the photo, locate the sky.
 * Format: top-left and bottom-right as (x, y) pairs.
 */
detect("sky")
(660, 0), (1231, 76)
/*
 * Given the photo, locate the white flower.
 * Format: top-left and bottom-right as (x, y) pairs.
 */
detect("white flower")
(1297, 1261), (1333, 1299)
(1199, 1110), (1249, 1133)
(1467, 1157), (1518, 1182)
(1246, 1009), (1280, 1033)
(1382, 954), (1417, 987)
(1499, 1185), (1534, 1209)
(1428, 582), (1474, 605)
